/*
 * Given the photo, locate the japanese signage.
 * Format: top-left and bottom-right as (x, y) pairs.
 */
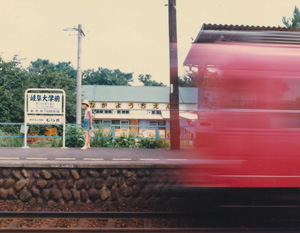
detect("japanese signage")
(101, 102), (107, 108)
(153, 103), (159, 109)
(28, 93), (63, 114)
(24, 88), (66, 148)
(128, 103), (134, 109)
(93, 102), (170, 111)
(115, 102), (122, 108)
(27, 115), (64, 125)
(89, 102), (96, 108)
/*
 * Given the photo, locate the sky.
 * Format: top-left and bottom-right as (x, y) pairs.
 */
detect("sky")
(0, 0), (299, 85)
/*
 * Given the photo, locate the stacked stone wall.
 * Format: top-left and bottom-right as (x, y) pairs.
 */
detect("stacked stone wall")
(0, 168), (178, 210)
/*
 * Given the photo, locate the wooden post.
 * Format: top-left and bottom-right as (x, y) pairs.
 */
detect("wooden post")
(168, 0), (180, 150)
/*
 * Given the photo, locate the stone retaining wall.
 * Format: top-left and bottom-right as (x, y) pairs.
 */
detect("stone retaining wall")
(0, 168), (179, 211)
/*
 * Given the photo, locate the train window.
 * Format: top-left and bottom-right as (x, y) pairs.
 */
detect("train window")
(201, 72), (300, 111)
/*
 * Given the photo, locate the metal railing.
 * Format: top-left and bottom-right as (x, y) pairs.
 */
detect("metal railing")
(0, 122), (194, 147)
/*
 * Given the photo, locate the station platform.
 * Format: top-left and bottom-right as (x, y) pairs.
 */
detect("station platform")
(0, 147), (196, 211)
(0, 147), (195, 168)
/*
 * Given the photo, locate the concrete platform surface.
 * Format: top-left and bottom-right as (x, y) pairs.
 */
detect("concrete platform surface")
(0, 147), (195, 168)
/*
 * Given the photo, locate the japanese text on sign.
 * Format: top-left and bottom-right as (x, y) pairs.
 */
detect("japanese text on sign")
(27, 115), (64, 125)
(28, 93), (63, 114)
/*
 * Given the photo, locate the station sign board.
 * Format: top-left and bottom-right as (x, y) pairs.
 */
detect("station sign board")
(23, 88), (66, 149)
(28, 93), (63, 114)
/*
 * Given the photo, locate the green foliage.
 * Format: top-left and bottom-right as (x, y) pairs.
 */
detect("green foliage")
(0, 137), (23, 147)
(0, 55), (144, 124)
(282, 6), (300, 28)
(90, 127), (113, 148)
(0, 56), (28, 123)
(0, 124), (21, 135)
(28, 59), (77, 123)
(137, 137), (169, 149)
(82, 67), (133, 85)
(90, 128), (137, 148)
(179, 71), (198, 87)
(138, 74), (166, 86)
(0, 57), (77, 123)
(0, 128), (23, 147)
(65, 125), (84, 147)
(113, 136), (137, 148)
(0, 127), (170, 148)
(89, 127), (168, 149)
(31, 138), (62, 148)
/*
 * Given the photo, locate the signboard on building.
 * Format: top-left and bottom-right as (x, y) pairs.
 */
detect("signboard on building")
(23, 88), (66, 149)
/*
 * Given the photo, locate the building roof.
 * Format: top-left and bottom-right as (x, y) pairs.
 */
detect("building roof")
(82, 85), (198, 104)
(184, 23), (300, 67)
(193, 23), (300, 45)
(201, 23), (300, 32)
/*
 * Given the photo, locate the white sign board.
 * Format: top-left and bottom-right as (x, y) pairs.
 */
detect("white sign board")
(27, 93), (63, 114)
(27, 115), (64, 125)
(23, 88), (66, 149)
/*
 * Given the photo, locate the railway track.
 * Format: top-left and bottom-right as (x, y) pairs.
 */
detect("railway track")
(0, 224), (299, 233)
(0, 211), (201, 232)
(0, 211), (299, 232)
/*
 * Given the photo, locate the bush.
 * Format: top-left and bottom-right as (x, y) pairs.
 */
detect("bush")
(113, 136), (137, 148)
(0, 125), (20, 135)
(0, 124), (171, 149)
(0, 137), (23, 147)
(65, 125), (84, 147)
(90, 127), (113, 148)
(0, 129), (23, 147)
(137, 137), (169, 149)
(31, 138), (62, 148)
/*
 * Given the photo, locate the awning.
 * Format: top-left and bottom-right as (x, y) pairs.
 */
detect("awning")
(180, 112), (198, 120)
(161, 111), (170, 119)
(162, 111), (198, 120)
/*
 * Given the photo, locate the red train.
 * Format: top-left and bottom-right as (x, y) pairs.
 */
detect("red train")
(183, 33), (300, 188)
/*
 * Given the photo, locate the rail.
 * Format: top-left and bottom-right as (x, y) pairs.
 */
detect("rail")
(0, 211), (297, 232)
(0, 211), (204, 232)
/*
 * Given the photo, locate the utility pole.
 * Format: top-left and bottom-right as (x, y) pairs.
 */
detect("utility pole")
(168, 0), (180, 150)
(64, 24), (85, 125)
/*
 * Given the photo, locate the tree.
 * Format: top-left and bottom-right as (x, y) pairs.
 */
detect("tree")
(0, 56), (28, 123)
(82, 67), (133, 85)
(27, 59), (77, 123)
(178, 71), (198, 87)
(282, 6), (300, 28)
(138, 74), (166, 86)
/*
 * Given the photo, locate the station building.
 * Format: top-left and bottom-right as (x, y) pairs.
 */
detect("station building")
(82, 85), (198, 139)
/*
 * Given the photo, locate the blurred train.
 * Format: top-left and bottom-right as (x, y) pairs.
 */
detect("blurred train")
(183, 31), (300, 188)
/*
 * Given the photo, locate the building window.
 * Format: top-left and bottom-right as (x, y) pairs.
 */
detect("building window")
(97, 120), (111, 127)
(112, 120), (129, 129)
(158, 120), (165, 126)
(117, 110), (130, 114)
(92, 109), (112, 114)
(149, 121), (158, 129)
(120, 120), (129, 129)
(151, 110), (161, 115)
(103, 120), (112, 125)
(150, 120), (165, 129)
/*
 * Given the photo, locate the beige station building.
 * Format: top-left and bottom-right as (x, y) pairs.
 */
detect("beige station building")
(82, 85), (198, 140)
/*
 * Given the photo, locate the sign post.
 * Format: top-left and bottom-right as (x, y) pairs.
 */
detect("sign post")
(23, 88), (66, 149)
